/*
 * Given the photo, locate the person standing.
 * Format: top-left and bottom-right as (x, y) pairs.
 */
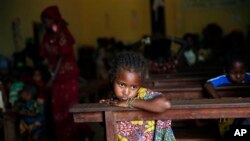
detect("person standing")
(40, 5), (80, 141)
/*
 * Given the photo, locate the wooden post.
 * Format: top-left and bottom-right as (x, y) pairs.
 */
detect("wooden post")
(105, 111), (116, 141)
(150, 0), (166, 35)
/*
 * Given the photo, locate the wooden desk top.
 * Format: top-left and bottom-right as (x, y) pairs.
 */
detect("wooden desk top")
(70, 97), (250, 141)
(70, 98), (250, 113)
(70, 98), (250, 123)
(148, 70), (220, 79)
(151, 84), (202, 92)
(151, 84), (250, 92)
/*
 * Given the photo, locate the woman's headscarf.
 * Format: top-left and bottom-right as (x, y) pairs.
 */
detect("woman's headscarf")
(41, 5), (67, 26)
(40, 5), (75, 45)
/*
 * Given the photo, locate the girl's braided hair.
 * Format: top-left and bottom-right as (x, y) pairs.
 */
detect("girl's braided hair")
(109, 51), (147, 83)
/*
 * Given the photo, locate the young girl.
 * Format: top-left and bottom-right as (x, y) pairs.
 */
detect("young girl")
(31, 68), (46, 104)
(100, 51), (176, 141)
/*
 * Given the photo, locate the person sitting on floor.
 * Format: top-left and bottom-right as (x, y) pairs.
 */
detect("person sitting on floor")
(15, 85), (45, 141)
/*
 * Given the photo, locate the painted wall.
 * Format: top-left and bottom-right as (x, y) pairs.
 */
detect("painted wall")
(1, 0), (250, 57)
(0, 0), (151, 57)
(165, 0), (250, 37)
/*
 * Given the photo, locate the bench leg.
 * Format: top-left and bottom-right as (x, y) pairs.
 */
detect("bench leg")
(105, 111), (116, 141)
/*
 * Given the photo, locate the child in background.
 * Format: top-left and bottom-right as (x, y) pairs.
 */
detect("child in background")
(182, 33), (199, 66)
(15, 85), (45, 141)
(205, 53), (250, 98)
(9, 81), (25, 106)
(204, 52), (250, 139)
(31, 69), (46, 104)
(99, 51), (176, 141)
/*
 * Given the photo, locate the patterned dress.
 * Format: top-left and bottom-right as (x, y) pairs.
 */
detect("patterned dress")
(116, 88), (176, 141)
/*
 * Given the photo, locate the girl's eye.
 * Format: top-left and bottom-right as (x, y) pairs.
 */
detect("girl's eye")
(131, 86), (137, 90)
(119, 83), (125, 87)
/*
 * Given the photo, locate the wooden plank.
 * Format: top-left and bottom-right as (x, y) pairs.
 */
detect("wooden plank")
(113, 107), (250, 121)
(146, 77), (207, 82)
(144, 77), (206, 87)
(151, 85), (204, 99)
(148, 70), (220, 79)
(151, 85), (202, 92)
(70, 103), (134, 113)
(73, 112), (103, 122)
(216, 84), (250, 90)
(171, 97), (250, 109)
(151, 85), (250, 99)
(217, 85), (250, 97)
(70, 98), (250, 141)
(70, 98), (250, 113)
(73, 106), (250, 123)
(105, 111), (116, 141)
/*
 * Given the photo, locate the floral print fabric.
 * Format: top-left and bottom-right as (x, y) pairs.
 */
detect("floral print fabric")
(116, 88), (176, 141)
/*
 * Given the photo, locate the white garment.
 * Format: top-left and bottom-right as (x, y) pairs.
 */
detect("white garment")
(184, 49), (196, 66)
(0, 91), (5, 112)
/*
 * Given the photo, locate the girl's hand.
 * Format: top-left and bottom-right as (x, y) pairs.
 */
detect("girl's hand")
(99, 98), (118, 105)
(99, 99), (110, 104)
(114, 100), (128, 107)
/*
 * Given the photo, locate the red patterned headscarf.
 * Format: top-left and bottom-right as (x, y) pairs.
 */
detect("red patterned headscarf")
(40, 5), (75, 46)
(41, 5), (67, 26)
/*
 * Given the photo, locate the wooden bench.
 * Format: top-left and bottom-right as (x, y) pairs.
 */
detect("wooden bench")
(70, 97), (250, 141)
(148, 70), (221, 79)
(151, 84), (250, 99)
(143, 77), (208, 87)
(144, 70), (221, 87)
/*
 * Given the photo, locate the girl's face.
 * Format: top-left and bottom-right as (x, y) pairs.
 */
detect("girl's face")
(113, 69), (142, 100)
(228, 61), (248, 83)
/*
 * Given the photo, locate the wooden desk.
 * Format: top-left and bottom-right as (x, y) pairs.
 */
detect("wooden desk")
(151, 84), (204, 99)
(143, 77), (207, 87)
(144, 71), (220, 87)
(70, 98), (250, 141)
(151, 85), (250, 99)
(148, 70), (220, 79)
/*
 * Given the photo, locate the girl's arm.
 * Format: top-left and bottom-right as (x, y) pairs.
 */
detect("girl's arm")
(204, 82), (220, 98)
(115, 95), (171, 113)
